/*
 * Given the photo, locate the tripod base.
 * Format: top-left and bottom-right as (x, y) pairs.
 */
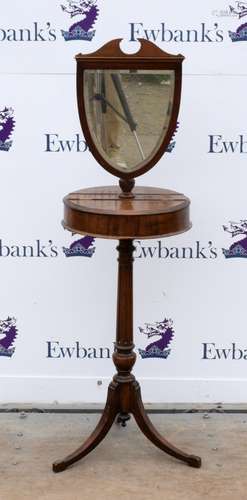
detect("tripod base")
(54, 234), (200, 474)
(53, 378), (201, 473)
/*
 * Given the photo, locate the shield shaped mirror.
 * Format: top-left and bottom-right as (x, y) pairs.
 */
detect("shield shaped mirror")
(83, 69), (175, 173)
(76, 39), (184, 189)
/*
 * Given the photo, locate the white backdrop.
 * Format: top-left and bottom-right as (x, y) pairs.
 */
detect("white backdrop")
(0, 0), (247, 404)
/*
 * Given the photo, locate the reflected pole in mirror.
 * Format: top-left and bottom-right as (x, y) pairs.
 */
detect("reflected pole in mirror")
(110, 73), (145, 161)
(92, 72), (146, 162)
(132, 130), (145, 160)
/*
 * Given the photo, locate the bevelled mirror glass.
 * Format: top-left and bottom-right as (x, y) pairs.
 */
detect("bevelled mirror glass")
(76, 38), (184, 192)
(84, 69), (175, 173)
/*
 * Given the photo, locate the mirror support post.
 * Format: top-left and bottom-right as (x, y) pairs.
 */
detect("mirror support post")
(119, 178), (135, 198)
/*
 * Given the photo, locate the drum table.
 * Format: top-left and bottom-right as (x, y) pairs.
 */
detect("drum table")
(53, 185), (201, 472)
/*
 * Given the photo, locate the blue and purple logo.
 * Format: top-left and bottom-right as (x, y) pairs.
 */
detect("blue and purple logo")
(166, 122), (179, 153)
(0, 317), (18, 357)
(63, 235), (95, 257)
(229, 22), (247, 40)
(222, 220), (247, 258)
(61, 0), (99, 41)
(0, 107), (15, 152)
(138, 318), (174, 359)
(228, 2), (247, 40)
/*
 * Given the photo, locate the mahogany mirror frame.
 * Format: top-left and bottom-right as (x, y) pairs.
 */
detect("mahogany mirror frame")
(76, 39), (184, 187)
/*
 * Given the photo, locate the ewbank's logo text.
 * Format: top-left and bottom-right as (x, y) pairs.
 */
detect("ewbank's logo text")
(202, 343), (247, 360)
(44, 131), (177, 153)
(45, 134), (88, 153)
(0, 237), (96, 258)
(208, 135), (247, 153)
(0, 0), (99, 43)
(135, 240), (217, 260)
(0, 240), (58, 258)
(47, 341), (110, 359)
(129, 23), (224, 43)
(0, 22), (56, 42)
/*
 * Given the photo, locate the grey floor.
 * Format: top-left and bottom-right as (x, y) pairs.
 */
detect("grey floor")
(0, 412), (246, 500)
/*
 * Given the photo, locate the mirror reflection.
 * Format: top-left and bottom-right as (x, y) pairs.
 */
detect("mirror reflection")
(84, 69), (175, 173)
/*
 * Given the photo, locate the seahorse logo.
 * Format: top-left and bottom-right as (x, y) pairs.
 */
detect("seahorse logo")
(222, 220), (247, 258)
(0, 317), (18, 358)
(0, 107), (15, 152)
(138, 318), (174, 359)
(228, 2), (247, 40)
(229, 1), (247, 18)
(61, 0), (99, 41)
(63, 235), (96, 257)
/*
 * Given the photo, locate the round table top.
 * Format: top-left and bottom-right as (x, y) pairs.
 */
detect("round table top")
(63, 185), (191, 240)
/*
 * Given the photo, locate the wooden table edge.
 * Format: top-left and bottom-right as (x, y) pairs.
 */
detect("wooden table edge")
(62, 220), (192, 240)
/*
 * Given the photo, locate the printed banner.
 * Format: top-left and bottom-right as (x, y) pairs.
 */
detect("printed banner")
(1, 0), (247, 403)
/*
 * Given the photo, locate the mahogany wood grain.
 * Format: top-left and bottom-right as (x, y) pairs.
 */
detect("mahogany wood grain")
(52, 36), (200, 475)
(53, 189), (201, 473)
(63, 186), (191, 240)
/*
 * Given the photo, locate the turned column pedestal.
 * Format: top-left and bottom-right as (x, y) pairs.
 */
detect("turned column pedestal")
(53, 186), (201, 473)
